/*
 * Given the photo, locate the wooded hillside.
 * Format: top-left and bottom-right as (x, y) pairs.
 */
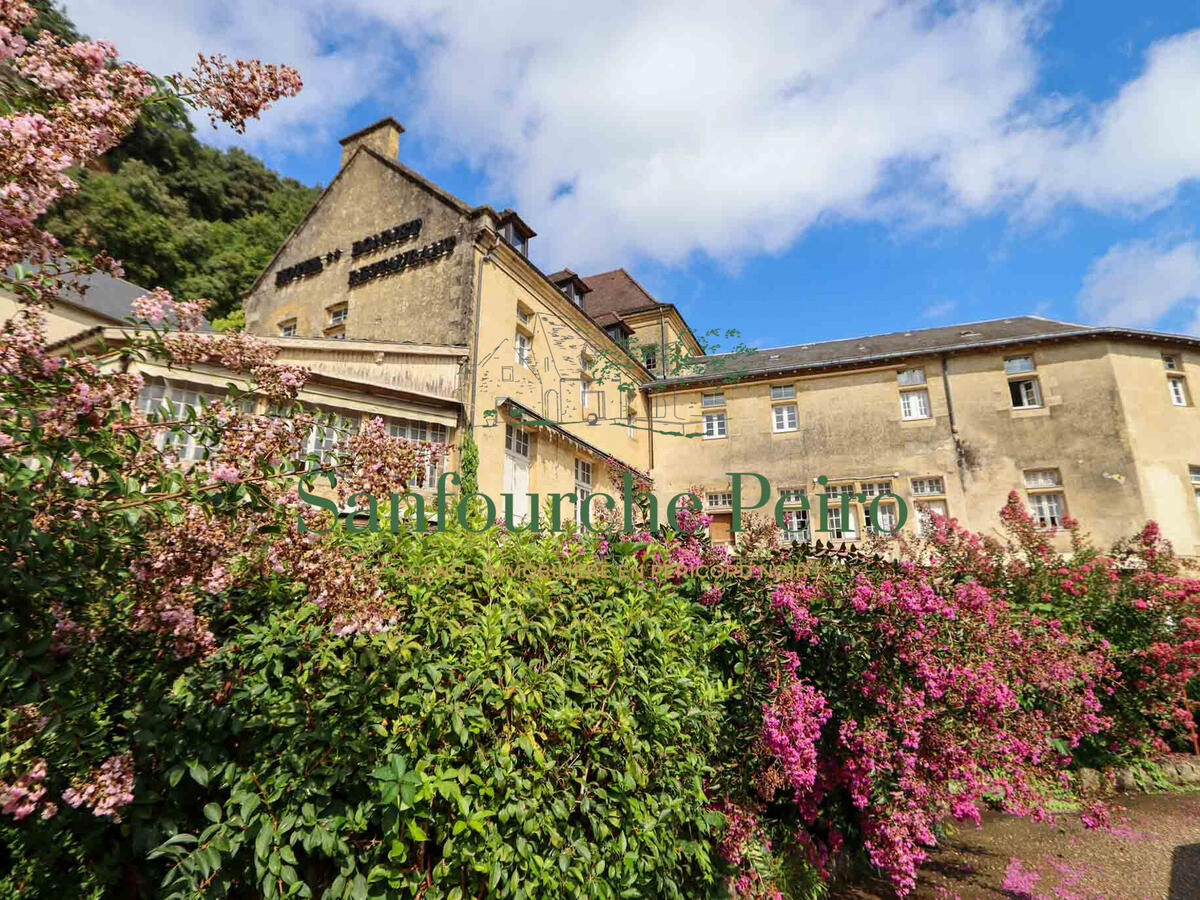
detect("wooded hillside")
(25, 2), (319, 324)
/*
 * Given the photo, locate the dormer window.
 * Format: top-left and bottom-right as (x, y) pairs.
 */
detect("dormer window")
(498, 210), (535, 258)
(501, 222), (528, 255)
(562, 281), (582, 306)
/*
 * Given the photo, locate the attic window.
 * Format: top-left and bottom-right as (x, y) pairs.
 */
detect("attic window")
(561, 282), (583, 306)
(960, 330), (982, 337)
(500, 222), (529, 256)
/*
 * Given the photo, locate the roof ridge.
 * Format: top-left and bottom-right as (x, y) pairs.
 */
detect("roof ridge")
(706, 314), (1073, 359)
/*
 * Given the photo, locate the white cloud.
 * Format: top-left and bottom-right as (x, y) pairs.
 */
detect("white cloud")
(1078, 238), (1200, 331)
(61, 1), (1200, 272)
(62, 0), (398, 150)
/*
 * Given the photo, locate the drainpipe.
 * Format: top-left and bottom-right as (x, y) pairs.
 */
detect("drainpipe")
(466, 230), (498, 428)
(940, 354), (957, 434)
(658, 307), (667, 379)
(942, 353), (969, 492)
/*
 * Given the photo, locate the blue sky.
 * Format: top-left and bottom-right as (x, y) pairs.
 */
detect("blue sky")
(66, 0), (1200, 349)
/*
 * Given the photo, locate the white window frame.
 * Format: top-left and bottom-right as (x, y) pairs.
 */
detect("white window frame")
(781, 509), (810, 543)
(580, 379), (590, 409)
(825, 504), (858, 541)
(897, 367), (926, 387)
(138, 382), (221, 462)
(1023, 469), (1061, 489)
(703, 412), (727, 439)
(701, 391), (725, 408)
(505, 424), (530, 458)
(1029, 491), (1067, 530)
(864, 502), (898, 536)
(327, 304), (348, 327)
(388, 418), (450, 487)
(516, 306), (532, 326)
(306, 412), (358, 466)
(773, 403), (798, 433)
(916, 499), (948, 537)
(860, 480), (893, 498)
(706, 491), (733, 510)
(1169, 375), (1189, 407)
(574, 458), (593, 524)
(278, 319), (297, 337)
(899, 388), (931, 420)
(910, 476), (945, 497)
(514, 332), (532, 367)
(1009, 377), (1042, 409)
(769, 384), (796, 401)
(1004, 356), (1035, 375)
(779, 487), (807, 505)
(1164, 354), (1180, 371)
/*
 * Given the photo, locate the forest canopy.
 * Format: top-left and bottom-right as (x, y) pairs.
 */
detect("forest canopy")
(24, 2), (319, 325)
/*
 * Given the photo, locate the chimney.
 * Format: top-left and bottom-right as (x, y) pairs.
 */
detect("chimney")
(339, 117), (405, 168)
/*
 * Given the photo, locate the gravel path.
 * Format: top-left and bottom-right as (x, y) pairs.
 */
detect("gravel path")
(834, 791), (1200, 900)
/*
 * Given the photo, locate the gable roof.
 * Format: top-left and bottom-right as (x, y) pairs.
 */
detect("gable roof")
(581, 268), (662, 319)
(649, 315), (1200, 389)
(57, 269), (150, 323)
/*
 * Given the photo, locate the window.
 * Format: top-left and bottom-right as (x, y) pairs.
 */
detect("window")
(1009, 378), (1042, 409)
(580, 380), (590, 409)
(897, 367), (926, 386)
(514, 332), (532, 367)
(388, 419), (450, 486)
(706, 492), (733, 509)
(606, 325), (626, 345)
(1004, 356), (1035, 375)
(137, 383), (221, 462)
(703, 412), (727, 439)
(627, 413), (636, 438)
(826, 505), (857, 540)
(860, 480), (893, 498)
(910, 476), (945, 496)
(644, 350), (658, 371)
(278, 319), (297, 337)
(306, 413), (359, 465)
(770, 384), (796, 400)
(505, 424), (530, 458)
(899, 388), (931, 420)
(779, 487), (807, 505)
(501, 222), (528, 255)
(575, 459), (593, 524)
(1164, 354), (1180, 370)
(1023, 469), (1061, 488)
(327, 304), (348, 327)
(864, 503), (898, 536)
(773, 403), (798, 432)
(1192, 466), (1200, 517)
(327, 326), (346, 340)
(824, 483), (855, 497)
(516, 306), (532, 326)
(1029, 492), (1067, 530)
(1169, 375), (1190, 407)
(916, 499), (948, 537)
(701, 391), (725, 408)
(781, 509), (810, 543)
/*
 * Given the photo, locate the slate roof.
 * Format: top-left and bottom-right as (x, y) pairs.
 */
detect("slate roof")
(580, 268), (662, 320)
(648, 315), (1200, 389)
(55, 269), (156, 323)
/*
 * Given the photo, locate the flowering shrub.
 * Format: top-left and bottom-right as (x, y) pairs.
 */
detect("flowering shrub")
(3, 4), (1198, 898)
(688, 536), (1116, 896)
(893, 495), (1200, 765)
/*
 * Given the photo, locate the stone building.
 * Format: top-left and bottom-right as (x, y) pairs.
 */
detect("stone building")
(237, 117), (1200, 553)
(16, 116), (1200, 553)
